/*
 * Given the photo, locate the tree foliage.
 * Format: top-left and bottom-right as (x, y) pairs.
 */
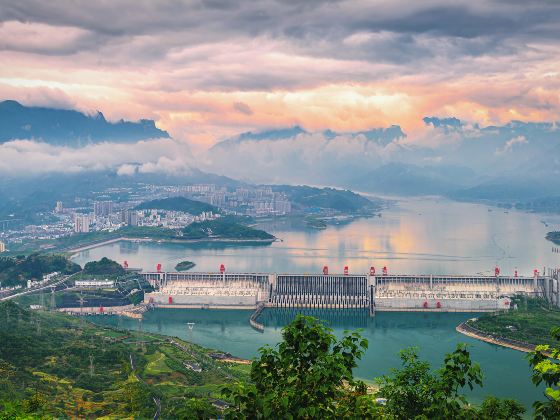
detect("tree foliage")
(223, 315), (375, 418)
(182, 216), (274, 240)
(83, 257), (125, 276)
(528, 326), (560, 419)
(377, 344), (486, 419)
(0, 253), (80, 287)
(223, 315), (528, 419)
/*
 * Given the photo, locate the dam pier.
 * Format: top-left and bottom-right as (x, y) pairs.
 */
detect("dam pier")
(141, 266), (560, 314)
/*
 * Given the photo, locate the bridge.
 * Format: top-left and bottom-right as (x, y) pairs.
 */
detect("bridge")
(141, 266), (560, 314)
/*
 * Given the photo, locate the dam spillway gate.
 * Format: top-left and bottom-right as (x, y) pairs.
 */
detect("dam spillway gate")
(141, 269), (560, 314)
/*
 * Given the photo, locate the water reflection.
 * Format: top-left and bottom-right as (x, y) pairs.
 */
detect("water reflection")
(261, 308), (370, 329)
(87, 308), (543, 409)
(119, 241), (139, 254)
(73, 197), (560, 276)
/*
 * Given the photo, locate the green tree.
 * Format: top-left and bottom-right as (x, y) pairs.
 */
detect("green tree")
(223, 315), (374, 418)
(83, 257), (125, 276)
(167, 398), (217, 419)
(528, 326), (560, 419)
(477, 395), (525, 419)
(377, 344), (485, 419)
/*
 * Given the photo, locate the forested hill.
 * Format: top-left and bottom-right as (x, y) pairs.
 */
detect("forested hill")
(83, 257), (125, 276)
(0, 301), (248, 418)
(270, 185), (380, 213)
(0, 254), (80, 288)
(182, 216), (274, 240)
(0, 100), (169, 145)
(135, 197), (218, 214)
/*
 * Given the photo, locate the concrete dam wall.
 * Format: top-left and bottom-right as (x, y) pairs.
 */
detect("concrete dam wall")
(140, 270), (560, 314)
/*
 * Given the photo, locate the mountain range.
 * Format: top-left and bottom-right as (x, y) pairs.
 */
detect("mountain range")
(0, 100), (169, 145)
(2, 100), (560, 209)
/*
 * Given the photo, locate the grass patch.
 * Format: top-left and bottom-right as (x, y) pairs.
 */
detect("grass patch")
(469, 296), (560, 346)
(144, 351), (173, 375)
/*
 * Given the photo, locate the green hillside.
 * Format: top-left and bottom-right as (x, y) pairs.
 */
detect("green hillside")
(182, 216), (275, 240)
(271, 185), (380, 213)
(0, 254), (81, 288)
(83, 257), (126, 276)
(0, 302), (248, 418)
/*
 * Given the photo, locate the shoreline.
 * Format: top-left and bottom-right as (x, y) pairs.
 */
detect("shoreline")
(456, 321), (537, 353)
(68, 236), (276, 254)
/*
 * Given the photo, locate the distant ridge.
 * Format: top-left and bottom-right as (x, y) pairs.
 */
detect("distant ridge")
(0, 100), (170, 145)
(211, 124), (406, 150)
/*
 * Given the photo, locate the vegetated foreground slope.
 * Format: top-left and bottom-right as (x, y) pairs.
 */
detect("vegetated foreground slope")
(0, 301), (248, 418)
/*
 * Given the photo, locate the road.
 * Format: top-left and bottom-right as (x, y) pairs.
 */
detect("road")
(0, 272), (77, 302)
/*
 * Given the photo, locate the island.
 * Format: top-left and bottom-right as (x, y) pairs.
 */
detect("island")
(175, 260), (196, 271)
(546, 231), (560, 245)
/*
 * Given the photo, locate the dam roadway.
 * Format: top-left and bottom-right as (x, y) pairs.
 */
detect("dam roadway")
(140, 267), (560, 314)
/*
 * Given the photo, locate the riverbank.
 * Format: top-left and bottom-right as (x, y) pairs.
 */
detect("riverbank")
(459, 297), (560, 348)
(68, 235), (277, 254)
(456, 320), (538, 353)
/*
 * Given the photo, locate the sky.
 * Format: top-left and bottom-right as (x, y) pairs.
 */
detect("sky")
(1, 0), (560, 151)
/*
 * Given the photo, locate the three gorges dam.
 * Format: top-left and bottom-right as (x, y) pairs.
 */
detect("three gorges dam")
(140, 265), (560, 316)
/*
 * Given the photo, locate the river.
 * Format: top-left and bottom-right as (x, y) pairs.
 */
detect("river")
(76, 197), (560, 410)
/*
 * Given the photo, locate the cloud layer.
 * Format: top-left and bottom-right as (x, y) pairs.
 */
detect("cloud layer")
(201, 118), (560, 186)
(0, 138), (195, 175)
(0, 0), (559, 149)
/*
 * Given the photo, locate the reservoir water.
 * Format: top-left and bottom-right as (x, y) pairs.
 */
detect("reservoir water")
(76, 197), (560, 410)
(73, 197), (560, 276)
(90, 308), (540, 409)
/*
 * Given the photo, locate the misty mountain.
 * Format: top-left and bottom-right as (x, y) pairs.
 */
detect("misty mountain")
(212, 126), (307, 149)
(212, 125), (406, 151)
(203, 116), (560, 202)
(0, 100), (169, 145)
(351, 163), (478, 196)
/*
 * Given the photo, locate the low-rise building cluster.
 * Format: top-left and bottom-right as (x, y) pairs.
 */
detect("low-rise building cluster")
(0, 183), (295, 249)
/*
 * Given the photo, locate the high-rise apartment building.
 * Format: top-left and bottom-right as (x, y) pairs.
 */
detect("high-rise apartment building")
(120, 209), (138, 226)
(0, 241), (6, 253)
(94, 201), (113, 217)
(74, 215), (90, 233)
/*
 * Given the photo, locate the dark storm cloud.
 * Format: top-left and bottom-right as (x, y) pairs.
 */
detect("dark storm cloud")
(2, 1), (560, 58)
(233, 101), (253, 115)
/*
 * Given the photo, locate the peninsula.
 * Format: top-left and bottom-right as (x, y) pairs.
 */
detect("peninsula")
(457, 296), (560, 350)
